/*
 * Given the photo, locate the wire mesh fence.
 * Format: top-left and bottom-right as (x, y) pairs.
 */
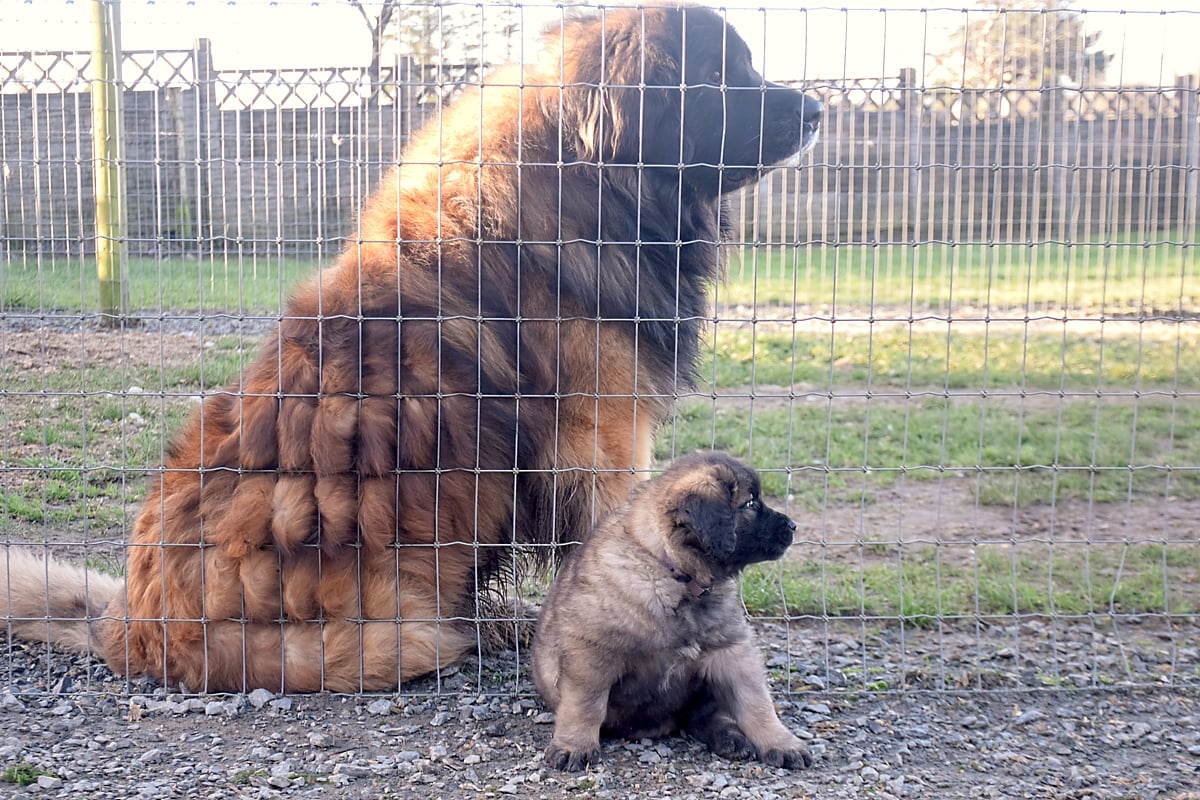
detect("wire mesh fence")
(1, 1), (1198, 699)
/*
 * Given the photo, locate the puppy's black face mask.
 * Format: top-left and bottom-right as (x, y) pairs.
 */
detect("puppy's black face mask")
(673, 475), (795, 579)
(728, 497), (795, 569)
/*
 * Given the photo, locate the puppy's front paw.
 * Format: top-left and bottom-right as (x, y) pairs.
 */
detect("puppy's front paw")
(759, 743), (813, 770)
(545, 741), (601, 772)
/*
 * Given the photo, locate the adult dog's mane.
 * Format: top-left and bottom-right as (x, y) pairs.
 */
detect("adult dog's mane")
(351, 10), (727, 392)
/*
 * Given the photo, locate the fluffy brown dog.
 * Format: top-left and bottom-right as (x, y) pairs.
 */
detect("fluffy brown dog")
(2, 6), (820, 692)
(531, 452), (810, 771)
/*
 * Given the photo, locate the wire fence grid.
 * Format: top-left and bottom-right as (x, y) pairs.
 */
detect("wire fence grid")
(1, 1), (1198, 698)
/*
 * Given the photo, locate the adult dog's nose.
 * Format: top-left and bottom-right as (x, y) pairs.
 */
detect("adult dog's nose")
(801, 97), (823, 142)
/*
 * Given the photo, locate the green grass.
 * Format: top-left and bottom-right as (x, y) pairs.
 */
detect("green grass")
(722, 235), (1199, 312)
(0, 350), (242, 530)
(658, 396), (1200, 507)
(700, 324), (1199, 391)
(741, 541), (1198, 620)
(5, 234), (1197, 316)
(0, 765), (57, 788)
(1, 255), (315, 314)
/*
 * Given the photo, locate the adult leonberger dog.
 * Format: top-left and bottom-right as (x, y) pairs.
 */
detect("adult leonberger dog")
(2, 5), (820, 691)
(531, 452), (811, 771)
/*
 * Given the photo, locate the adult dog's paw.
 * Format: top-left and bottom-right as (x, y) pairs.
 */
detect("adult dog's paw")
(759, 743), (813, 770)
(545, 742), (601, 772)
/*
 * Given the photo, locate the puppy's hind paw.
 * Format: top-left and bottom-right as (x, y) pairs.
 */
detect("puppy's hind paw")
(706, 725), (756, 762)
(545, 742), (601, 772)
(759, 744), (813, 770)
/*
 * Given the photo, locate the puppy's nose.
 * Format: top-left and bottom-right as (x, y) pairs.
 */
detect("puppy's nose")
(787, 518), (797, 532)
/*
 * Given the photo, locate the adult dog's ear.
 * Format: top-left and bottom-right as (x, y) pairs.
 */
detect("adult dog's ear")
(552, 12), (678, 163)
(672, 490), (736, 560)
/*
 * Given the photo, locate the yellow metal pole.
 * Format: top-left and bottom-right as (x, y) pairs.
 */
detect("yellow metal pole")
(91, 0), (129, 321)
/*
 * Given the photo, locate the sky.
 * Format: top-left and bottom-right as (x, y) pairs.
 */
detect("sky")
(2, 0), (1199, 87)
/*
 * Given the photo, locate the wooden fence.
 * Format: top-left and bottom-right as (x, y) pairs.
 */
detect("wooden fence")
(734, 70), (1200, 245)
(2, 43), (1198, 256)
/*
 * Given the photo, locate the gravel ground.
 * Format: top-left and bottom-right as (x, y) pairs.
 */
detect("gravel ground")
(2, 620), (1198, 799)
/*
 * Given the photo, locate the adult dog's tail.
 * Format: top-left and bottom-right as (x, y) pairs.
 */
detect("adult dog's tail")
(0, 547), (122, 654)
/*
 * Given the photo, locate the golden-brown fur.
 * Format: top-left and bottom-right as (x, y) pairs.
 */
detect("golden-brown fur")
(3, 6), (820, 692)
(531, 452), (812, 771)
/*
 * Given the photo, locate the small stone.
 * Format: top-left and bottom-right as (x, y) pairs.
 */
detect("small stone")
(533, 712), (556, 724)
(307, 731), (335, 748)
(205, 700), (233, 716)
(267, 775), (291, 789)
(333, 763), (374, 778)
(247, 688), (274, 710)
(268, 697), (294, 712)
(463, 754), (482, 765)
(138, 748), (165, 765)
(429, 711), (453, 727)
(1013, 709), (1045, 726)
(367, 698), (394, 716)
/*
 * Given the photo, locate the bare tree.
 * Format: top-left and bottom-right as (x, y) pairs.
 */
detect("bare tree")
(932, 0), (1112, 90)
(348, 1), (400, 101)
(349, 1), (518, 103)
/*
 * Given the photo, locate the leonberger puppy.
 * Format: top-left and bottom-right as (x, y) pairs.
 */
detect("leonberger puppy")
(2, 6), (820, 692)
(531, 451), (810, 771)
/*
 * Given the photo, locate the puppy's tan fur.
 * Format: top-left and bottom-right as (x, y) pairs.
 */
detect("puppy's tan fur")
(532, 452), (812, 771)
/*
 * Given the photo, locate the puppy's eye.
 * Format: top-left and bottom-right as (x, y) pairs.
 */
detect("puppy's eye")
(709, 69), (723, 86)
(742, 498), (760, 511)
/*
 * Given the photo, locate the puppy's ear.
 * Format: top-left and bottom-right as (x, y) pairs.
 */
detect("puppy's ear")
(672, 491), (736, 560)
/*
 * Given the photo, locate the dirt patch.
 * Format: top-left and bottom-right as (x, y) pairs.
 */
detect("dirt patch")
(803, 479), (1197, 546)
(2, 327), (216, 373)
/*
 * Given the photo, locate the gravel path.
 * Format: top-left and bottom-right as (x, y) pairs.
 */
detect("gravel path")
(2, 620), (1198, 799)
